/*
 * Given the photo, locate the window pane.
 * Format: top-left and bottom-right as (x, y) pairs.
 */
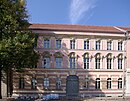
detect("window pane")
(70, 58), (76, 68)
(84, 40), (89, 49)
(44, 39), (50, 48)
(107, 59), (111, 69)
(56, 39), (61, 49)
(42, 58), (50, 68)
(70, 40), (75, 49)
(107, 41), (111, 50)
(44, 78), (49, 89)
(56, 58), (62, 68)
(95, 78), (100, 89)
(96, 41), (100, 50)
(84, 58), (89, 69)
(31, 78), (37, 89)
(118, 42), (122, 50)
(118, 59), (122, 69)
(107, 78), (111, 89)
(19, 77), (24, 89)
(95, 59), (100, 69)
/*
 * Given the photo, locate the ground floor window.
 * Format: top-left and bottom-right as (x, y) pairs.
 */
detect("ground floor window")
(44, 78), (49, 89)
(19, 77), (24, 89)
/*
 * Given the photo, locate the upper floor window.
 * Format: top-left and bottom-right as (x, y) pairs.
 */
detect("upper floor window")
(84, 40), (89, 49)
(69, 52), (76, 69)
(95, 78), (100, 89)
(31, 77), (37, 89)
(44, 39), (50, 49)
(118, 78), (122, 89)
(44, 78), (49, 89)
(42, 51), (51, 68)
(19, 77), (24, 89)
(56, 39), (61, 49)
(54, 52), (63, 68)
(118, 54), (123, 69)
(118, 41), (122, 51)
(107, 41), (112, 50)
(107, 54), (112, 69)
(95, 53), (101, 69)
(107, 78), (111, 89)
(83, 53), (89, 69)
(96, 40), (100, 50)
(43, 57), (50, 68)
(56, 78), (62, 90)
(70, 39), (75, 49)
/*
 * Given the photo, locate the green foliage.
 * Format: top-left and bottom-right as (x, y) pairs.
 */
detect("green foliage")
(0, 0), (39, 71)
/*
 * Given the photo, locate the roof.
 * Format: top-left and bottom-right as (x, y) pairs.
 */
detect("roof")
(29, 23), (130, 33)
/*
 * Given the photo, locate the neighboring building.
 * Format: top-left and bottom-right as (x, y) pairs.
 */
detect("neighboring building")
(12, 24), (130, 97)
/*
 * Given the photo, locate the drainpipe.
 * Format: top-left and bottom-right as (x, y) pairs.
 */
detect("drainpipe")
(114, 26), (128, 98)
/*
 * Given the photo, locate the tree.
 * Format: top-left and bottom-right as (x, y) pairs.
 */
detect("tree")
(0, 0), (39, 98)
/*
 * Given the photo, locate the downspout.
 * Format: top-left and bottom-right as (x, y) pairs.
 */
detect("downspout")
(114, 26), (128, 98)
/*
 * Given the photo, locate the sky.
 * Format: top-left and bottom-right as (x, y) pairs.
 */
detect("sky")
(26, 0), (130, 27)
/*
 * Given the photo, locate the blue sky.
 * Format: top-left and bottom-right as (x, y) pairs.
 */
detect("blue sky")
(26, 0), (130, 27)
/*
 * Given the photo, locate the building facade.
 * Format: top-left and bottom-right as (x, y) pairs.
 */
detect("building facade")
(12, 24), (130, 97)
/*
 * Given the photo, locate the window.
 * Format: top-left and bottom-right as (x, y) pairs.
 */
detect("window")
(56, 58), (62, 68)
(95, 53), (101, 69)
(19, 77), (24, 89)
(84, 40), (89, 49)
(118, 41), (122, 51)
(118, 54), (123, 69)
(70, 53), (76, 69)
(44, 78), (49, 89)
(42, 57), (50, 68)
(107, 54), (112, 69)
(84, 53), (89, 69)
(44, 39), (50, 48)
(31, 78), (37, 89)
(107, 41), (112, 50)
(70, 39), (75, 49)
(95, 78), (100, 89)
(107, 78), (111, 89)
(56, 78), (62, 90)
(118, 78), (122, 89)
(96, 40), (100, 50)
(56, 39), (61, 49)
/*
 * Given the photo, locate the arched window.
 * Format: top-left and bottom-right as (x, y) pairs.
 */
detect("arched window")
(83, 53), (89, 69)
(107, 78), (111, 89)
(54, 52), (63, 68)
(107, 53), (112, 69)
(118, 54), (123, 69)
(19, 77), (24, 89)
(95, 78), (100, 89)
(69, 52), (76, 69)
(95, 53), (101, 69)
(118, 78), (122, 89)
(42, 51), (51, 68)
(31, 77), (37, 89)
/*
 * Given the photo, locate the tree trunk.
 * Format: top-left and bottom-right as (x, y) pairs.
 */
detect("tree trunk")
(0, 68), (2, 99)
